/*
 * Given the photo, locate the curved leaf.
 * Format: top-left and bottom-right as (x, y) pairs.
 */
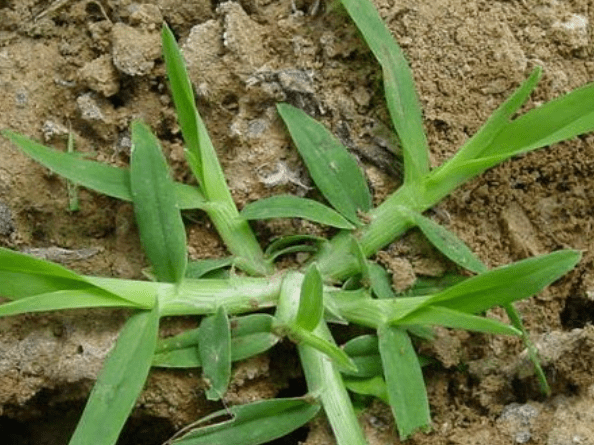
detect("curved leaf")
(130, 121), (187, 283)
(69, 305), (160, 445)
(170, 397), (320, 445)
(1, 130), (205, 209)
(241, 195), (355, 229)
(277, 103), (371, 223)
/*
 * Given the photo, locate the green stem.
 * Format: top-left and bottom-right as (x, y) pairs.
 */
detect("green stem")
(159, 274), (283, 316)
(316, 186), (418, 281)
(299, 324), (368, 445)
(205, 202), (273, 277)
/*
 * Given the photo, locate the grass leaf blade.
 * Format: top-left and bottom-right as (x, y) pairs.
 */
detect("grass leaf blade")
(397, 207), (488, 274)
(69, 305), (160, 445)
(241, 195), (356, 229)
(291, 325), (357, 373)
(378, 324), (431, 439)
(342, 334), (383, 378)
(483, 80), (594, 158)
(198, 306), (231, 400)
(2, 130), (205, 209)
(0, 288), (141, 317)
(367, 262), (396, 299)
(339, 0), (429, 185)
(162, 24), (232, 205)
(430, 250), (581, 313)
(154, 314), (279, 368)
(396, 305), (521, 336)
(170, 398), (320, 445)
(295, 263), (324, 331)
(130, 120), (187, 283)
(343, 375), (389, 404)
(277, 103), (371, 223)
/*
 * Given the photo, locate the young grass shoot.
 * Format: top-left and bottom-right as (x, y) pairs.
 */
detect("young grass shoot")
(2, 0), (593, 443)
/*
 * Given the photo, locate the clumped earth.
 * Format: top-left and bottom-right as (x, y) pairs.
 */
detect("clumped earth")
(1, 1), (594, 444)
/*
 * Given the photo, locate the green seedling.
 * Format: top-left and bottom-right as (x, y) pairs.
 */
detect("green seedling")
(1, 0), (592, 442)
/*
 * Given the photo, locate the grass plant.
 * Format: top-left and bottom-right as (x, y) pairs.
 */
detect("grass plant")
(2, 0), (593, 443)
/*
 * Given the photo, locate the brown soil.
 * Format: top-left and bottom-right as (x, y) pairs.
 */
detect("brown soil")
(1, 0), (594, 444)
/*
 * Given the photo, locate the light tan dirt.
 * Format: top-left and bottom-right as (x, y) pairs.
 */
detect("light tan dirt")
(1, 0), (594, 444)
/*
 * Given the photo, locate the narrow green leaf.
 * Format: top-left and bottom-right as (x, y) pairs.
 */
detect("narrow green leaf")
(397, 207), (488, 274)
(290, 325), (357, 373)
(295, 263), (324, 331)
(399, 273), (468, 297)
(378, 324), (431, 439)
(169, 397), (320, 445)
(1, 130), (206, 209)
(229, 314), (279, 361)
(367, 262), (396, 299)
(241, 195), (356, 229)
(451, 67), (542, 164)
(185, 257), (234, 279)
(0, 288), (142, 317)
(342, 335), (383, 378)
(277, 103), (371, 223)
(344, 376), (389, 404)
(0, 271), (88, 300)
(298, 322), (368, 445)
(69, 305), (160, 445)
(161, 24), (202, 181)
(198, 306), (231, 400)
(266, 245), (318, 263)
(265, 234), (328, 257)
(396, 305), (521, 336)
(130, 120), (187, 283)
(428, 250), (581, 314)
(153, 314), (279, 368)
(0, 246), (90, 282)
(0, 249), (156, 309)
(424, 70), (594, 203)
(0, 247), (90, 298)
(162, 24), (233, 205)
(483, 79), (594, 158)
(82, 276), (158, 308)
(339, 0), (429, 185)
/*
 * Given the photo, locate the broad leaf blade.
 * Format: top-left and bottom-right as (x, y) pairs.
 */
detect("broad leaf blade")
(339, 0), (429, 185)
(277, 103), (371, 223)
(198, 306), (231, 400)
(1, 130), (205, 209)
(241, 195), (356, 229)
(170, 397), (320, 445)
(295, 263), (324, 331)
(69, 305), (160, 445)
(378, 324), (431, 439)
(130, 120), (187, 283)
